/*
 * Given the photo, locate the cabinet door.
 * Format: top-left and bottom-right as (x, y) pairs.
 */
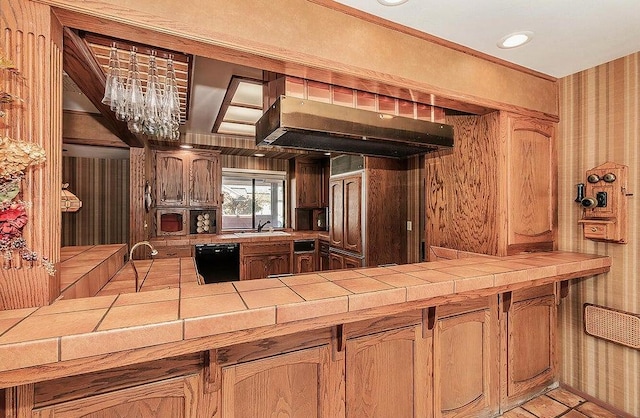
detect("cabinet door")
(156, 152), (188, 206)
(266, 253), (291, 277)
(221, 346), (337, 418)
(296, 160), (322, 208)
(328, 252), (344, 270)
(32, 374), (200, 418)
(346, 326), (430, 418)
(506, 114), (556, 254)
(189, 153), (220, 207)
(433, 307), (499, 418)
(243, 255), (270, 280)
(343, 176), (362, 254)
(329, 179), (344, 248)
(294, 253), (316, 273)
(342, 253), (362, 270)
(504, 294), (556, 406)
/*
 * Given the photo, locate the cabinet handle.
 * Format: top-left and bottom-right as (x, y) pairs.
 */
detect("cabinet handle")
(591, 227), (598, 232)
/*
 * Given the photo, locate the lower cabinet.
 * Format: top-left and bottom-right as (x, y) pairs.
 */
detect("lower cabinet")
(433, 298), (500, 418)
(345, 320), (430, 417)
(221, 346), (337, 417)
(6, 289), (557, 418)
(32, 374), (201, 418)
(241, 241), (292, 280)
(328, 250), (362, 270)
(294, 252), (316, 273)
(501, 285), (557, 409)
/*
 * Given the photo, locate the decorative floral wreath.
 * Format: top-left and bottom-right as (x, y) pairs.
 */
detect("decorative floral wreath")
(1, 49), (55, 275)
(0, 138), (54, 275)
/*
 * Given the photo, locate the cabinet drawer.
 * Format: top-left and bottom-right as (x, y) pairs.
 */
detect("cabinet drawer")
(154, 245), (192, 258)
(242, 242), (291, 256)
(579, 219), (615, 241)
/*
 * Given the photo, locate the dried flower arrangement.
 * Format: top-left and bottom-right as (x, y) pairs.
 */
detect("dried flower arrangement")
(0, 49), (55, 275)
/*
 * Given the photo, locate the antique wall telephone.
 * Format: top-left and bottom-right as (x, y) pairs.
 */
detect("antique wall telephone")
(575, 162), (632, 243)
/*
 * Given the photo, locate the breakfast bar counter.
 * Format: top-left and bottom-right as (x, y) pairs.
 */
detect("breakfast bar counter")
(0, 250), (610, 417)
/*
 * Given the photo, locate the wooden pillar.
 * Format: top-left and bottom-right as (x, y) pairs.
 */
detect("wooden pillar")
(0, 0), (63, 309)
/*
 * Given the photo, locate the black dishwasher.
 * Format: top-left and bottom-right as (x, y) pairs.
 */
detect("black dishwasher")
(194, 243), (240, 283)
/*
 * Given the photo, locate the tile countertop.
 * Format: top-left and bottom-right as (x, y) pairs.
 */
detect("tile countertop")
(0, 250), (610, 385)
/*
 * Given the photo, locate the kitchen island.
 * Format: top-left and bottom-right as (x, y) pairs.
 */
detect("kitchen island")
(0, 250), (610, 417)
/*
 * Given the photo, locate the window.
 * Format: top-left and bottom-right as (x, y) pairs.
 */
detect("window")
(221, 169), (286, 230)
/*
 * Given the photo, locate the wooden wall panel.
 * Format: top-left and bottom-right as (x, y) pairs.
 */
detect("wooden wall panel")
(129, 147), (151, 259)
(0, 0), (63, 309)
(557, 52), (639, 417)
(61, 157), (129, 247)
(425, 113), (502, 256)
(220, 155), (288, 172)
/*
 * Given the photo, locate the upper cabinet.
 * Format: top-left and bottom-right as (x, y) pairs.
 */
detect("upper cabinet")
(155, 150), (221, 208)
(293, 158), (324, 209)
(504, 114), (556, 254)
(425, 111), (556, 257)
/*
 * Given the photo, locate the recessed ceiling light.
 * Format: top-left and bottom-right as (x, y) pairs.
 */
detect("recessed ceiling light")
(497, 31), (533, 49)
(377, 0), (408, 6)
(254, 153), (265, 157)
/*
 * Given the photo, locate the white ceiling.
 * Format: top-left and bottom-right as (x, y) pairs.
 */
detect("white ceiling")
(335, 0), (640, 78)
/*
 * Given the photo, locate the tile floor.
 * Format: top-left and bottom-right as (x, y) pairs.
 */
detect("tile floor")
(500, 387), (621, 418)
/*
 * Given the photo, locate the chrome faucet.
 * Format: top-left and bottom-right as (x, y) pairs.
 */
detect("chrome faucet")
(257, 220), (271, 232)
(129, 241), (158, 292)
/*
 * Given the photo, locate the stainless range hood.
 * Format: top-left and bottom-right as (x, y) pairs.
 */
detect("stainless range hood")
(255, 96), (454, 158)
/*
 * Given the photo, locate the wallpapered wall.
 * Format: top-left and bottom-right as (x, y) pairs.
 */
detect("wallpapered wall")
(61, 156), (130, 246)
(558, 52), (639, 416)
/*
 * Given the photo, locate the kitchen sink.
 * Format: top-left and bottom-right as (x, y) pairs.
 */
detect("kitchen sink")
(233, 231), (291, 237)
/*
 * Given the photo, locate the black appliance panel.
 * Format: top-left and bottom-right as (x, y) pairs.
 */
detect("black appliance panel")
(195, 243), (240, 283)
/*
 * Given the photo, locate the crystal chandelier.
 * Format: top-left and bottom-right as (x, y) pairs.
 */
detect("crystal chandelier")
(101, 44), (181, 141)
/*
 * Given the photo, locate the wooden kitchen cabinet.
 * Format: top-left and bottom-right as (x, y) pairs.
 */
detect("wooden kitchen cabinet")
(294, 252), (316, 273)
(329, 175), (362, 254)
(217, 327), (343, 418)
(345, 321), (431, 417)
(433, 298), (499, 418)
(425, 111), (556, 257)
(32, 374), (200, 417)
(155, 150), (221, 208)
(504, 113), (556, 254)
(328, 250), (362, 270)
(501, 285), (557, 409)
(294, 158), (323, 208)
(241, 241), (291, 280)
(29, 354), (204, 418)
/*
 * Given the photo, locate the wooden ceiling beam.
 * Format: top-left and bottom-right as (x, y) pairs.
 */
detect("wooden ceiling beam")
(62, 27), (143, 148)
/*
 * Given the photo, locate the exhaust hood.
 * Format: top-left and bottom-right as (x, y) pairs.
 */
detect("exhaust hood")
(255, 96), (454, 158)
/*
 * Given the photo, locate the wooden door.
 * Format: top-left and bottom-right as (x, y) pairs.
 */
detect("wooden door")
(295, 252), (316, 273)
(221, 346), (336, 418)
(329, 179), (344, 248)
(503, 292), (556, 408)
(346, 325), (430, 418)
(328, 252), (344, 270)
(505, 114), (556, 254)
(266, 253), (291, 277)
(296, 160), (322, 208)
(32, 374), (200, 417)
(156, 152), (188, 206)
(189, 153), (220, 207)
(242, 255), (269, 280)
(433, 306), (499, 418)
(343, 176), (362, 254)
(342, 253), (362, 270)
